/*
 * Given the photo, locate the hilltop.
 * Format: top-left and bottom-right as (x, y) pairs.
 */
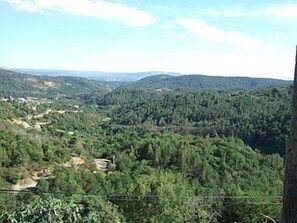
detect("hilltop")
(1, 69), (291, 96)
(0, 69), (113, 98)
(12, 68), (180, 82)
(122, 74), (291, 91)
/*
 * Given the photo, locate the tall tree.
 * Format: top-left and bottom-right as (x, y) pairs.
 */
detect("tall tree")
(282, 46), (297, 223)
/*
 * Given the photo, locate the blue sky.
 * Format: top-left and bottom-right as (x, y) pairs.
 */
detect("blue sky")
(0, 0), (297, 79)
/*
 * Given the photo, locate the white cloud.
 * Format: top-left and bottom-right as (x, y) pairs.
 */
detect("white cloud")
(203, 4), (297, 19)
(204, 9), (251, 18)
(165, 31), (188, 40)
(0, 0), (156, 26)
(1, 0), (41, 12)
(175, 18), (263, 48)
(265, 4), (297, 19)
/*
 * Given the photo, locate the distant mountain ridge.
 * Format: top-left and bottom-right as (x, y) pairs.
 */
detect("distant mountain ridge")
(11, 68), (181, 82)
(0, 69), (292, 98)
(0, 69), (110, 97)
(122, 74), (291, 91)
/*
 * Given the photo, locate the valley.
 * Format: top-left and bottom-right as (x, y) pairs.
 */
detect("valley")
(0, 69), (290, 222)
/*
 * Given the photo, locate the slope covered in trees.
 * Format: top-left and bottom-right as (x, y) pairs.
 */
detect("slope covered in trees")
(0, 122), (283, 222)
(98, 87), (291, 155)
(122, 74), (291, 91)
(0, 69), (112, 97)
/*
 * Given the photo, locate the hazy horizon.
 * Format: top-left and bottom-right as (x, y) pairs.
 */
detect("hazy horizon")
(1, 0), (297, 79)
(2, 67), (291, 81)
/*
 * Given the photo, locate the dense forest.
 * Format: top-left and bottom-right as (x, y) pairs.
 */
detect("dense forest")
(123, 74), (291, 91)
(97, 87), (291, 155)
(0, 70), (291, 222)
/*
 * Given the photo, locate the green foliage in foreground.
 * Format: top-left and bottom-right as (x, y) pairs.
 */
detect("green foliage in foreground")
(0, 196), (124, 223)
(0, 133), (283, 222)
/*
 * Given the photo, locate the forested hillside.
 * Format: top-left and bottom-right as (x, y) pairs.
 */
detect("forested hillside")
(98, 87), (291, 155)
(0, 70), (290, 222)
(123, 74), (291, 91)
(0, 69), (111, 97)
